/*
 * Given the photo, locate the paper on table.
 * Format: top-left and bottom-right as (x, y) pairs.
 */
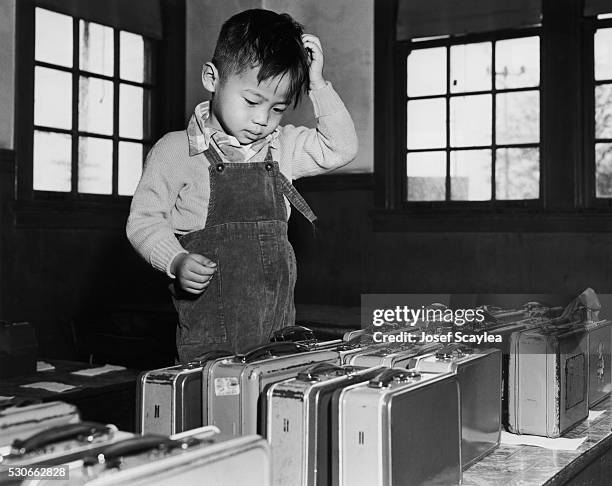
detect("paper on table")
(21, 382), (77, 393)
(500, 431), (587, 451)
(36, 360), (55, 372)
(70, 364), (126, 377)
(587, 410), (606, 421)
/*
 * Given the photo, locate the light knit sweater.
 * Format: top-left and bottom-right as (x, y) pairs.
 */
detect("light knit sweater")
(126, 82), (358, 277)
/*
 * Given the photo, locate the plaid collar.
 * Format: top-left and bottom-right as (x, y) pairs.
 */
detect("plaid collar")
(186, 101), (280, 158)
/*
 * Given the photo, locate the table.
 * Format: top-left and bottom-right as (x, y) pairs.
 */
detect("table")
(464, 396), (612, 485)
(0, 360), (139, 432)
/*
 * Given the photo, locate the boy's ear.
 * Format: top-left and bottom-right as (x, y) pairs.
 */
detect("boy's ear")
(202, 62), (219, 92)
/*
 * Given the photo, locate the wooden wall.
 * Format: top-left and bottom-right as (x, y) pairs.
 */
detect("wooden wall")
(292, 175), (612, 307)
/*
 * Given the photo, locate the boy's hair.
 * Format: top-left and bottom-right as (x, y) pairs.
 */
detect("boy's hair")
(212, 9), (310, 108)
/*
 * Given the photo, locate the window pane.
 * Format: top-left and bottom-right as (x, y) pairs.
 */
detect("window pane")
(33, 131), (71, 192)
(407, 98), (446, 149)
(120, 31), (150, 83)
(79, 20), (113, 76)
(495, 148), (539, 200)
(595, 84), (612, 139)
(34, 67), (72, 129)
(78, 137), (112, 194)
(406, 151), (446, 201)
(450, 42), (491, 93)
(35, 8), (72, 67)
(79, 76), (113, 135)
(595, 28), (612, 81)
(495, 37), (540, 89)
(450, 95), (492, 147)
(119, 142), (143, 196)
(596, 143), (612, 198)
(496, 91), (539, 145)
(407, 47), (446, 97)
(120, 84), (145, 139)
(450, 150), (491, 201)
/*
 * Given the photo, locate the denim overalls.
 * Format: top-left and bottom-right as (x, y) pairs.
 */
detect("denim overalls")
(171, 145), (317, 363)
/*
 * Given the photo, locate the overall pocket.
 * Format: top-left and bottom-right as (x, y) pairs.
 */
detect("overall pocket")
(170, 245), (227, 347)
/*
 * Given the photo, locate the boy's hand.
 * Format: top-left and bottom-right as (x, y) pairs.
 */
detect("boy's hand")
(302, 34), (326, 90)
(171, 253), (217, 295)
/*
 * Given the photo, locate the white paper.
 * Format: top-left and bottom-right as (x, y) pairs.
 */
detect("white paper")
(36, 360), (55, 372)
(587, 410), (606, 421)
(500, 431), (587, 451)
(21, 382), (77, 393)
(70, 364), (126, 377)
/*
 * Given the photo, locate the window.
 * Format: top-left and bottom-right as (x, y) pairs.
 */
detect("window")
(374, 0), (612, 231)
(404, 34), (540, 202)
(32, 7), (152, 198)
(594, 25), (612, 198)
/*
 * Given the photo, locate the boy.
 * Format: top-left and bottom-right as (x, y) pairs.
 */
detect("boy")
(127, 9), (358, 363)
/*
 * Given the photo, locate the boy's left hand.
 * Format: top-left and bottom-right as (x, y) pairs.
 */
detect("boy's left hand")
(302, 34), (326, 90)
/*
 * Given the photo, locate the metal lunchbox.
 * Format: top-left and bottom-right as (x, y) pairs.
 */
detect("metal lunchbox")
(0, 421), (133, 479)
(136, 350), (231, 435)
(205, 342), (340, 436)
(508, 322), (588, 437)
(583, 319), (612, 407)
(29, 426), (271, 486)
(410, 345), (502, 469)
(266, 363), (385, 486)
(0, 400), (80, 450)
(344, 340), (441, 368)
(473, 315), (545, 429)
(335, 368), (462, 486)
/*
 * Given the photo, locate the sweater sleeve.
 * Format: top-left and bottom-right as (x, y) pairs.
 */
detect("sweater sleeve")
(126, 132), (188, 277)
(281, 82), (358, 179)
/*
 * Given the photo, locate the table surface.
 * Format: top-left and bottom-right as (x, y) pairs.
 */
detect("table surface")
(0, 360), (139, 400)
(463, 396), (612, 485)
(0, 360), (139, 432)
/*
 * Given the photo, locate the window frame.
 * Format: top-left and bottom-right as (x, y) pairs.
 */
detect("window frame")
(373, 0), (612, 232)
(15, 0), (158, 206)
(399, 27), (542, 208)
(587, 16), (612, 208)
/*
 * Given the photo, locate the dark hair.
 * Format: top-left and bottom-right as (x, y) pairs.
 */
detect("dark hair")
(212, 9), (310, 108)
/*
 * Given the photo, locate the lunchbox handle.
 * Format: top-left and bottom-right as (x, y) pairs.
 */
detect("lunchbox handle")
(368, 369), (421, 388)
(336, 334), (373, 351)
(11, 422), (115, 456)
(82, 435), (192, 468)
(435, 344), (469, 360)
(235, 342), (308, 363)
(270, 325), (316, 344)
(190, 349), (233, 366)
(297, 362), (346, 381)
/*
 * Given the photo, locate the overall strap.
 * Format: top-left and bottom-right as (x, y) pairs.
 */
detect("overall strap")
(264, 148), (318, 224)
(203, 145), (224, 166)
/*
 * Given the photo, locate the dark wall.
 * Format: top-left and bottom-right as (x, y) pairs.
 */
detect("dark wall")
(291, 176), (612, 307)
(0, 148), (171, 359)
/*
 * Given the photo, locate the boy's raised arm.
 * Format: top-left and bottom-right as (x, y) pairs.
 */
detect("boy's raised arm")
(283, 34), (358, 179)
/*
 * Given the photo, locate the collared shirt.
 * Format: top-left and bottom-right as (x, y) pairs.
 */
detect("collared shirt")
(186, 101), (280, 162)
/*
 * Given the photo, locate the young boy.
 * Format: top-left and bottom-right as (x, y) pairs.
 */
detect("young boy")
(126, 9), (358, 363)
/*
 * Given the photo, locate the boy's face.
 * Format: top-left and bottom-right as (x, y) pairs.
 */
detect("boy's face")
(207, 65), (291, 145)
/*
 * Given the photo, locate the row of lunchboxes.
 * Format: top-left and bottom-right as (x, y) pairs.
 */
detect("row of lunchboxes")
(137, 336), (504, 485)
(0, 400), (271, 485)
(2, 313), (609, 485)
(0, 350), (496, 486)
